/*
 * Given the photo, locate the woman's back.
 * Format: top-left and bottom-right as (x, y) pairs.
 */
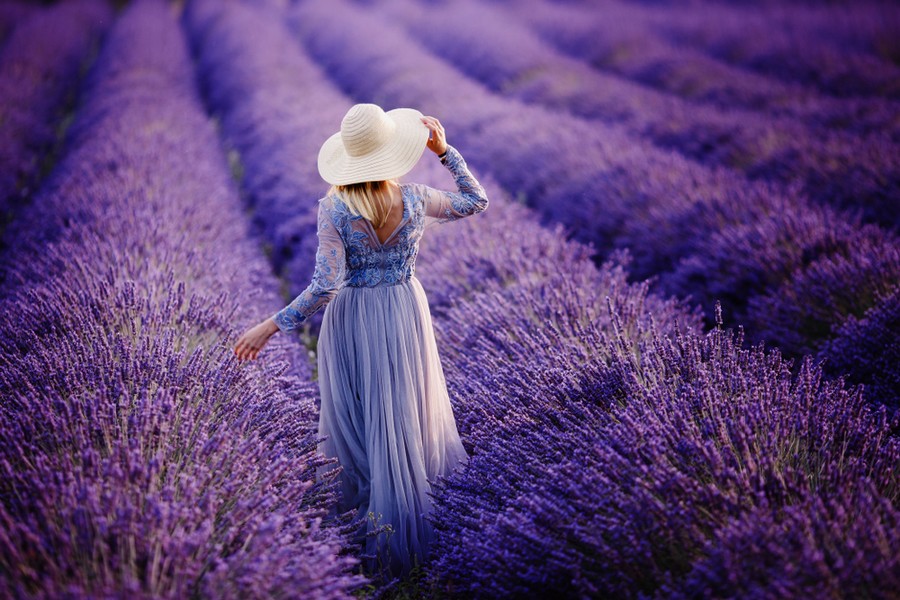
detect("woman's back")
(367, 183), (405, 245)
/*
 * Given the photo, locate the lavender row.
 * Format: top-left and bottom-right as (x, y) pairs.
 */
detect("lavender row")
(660, 1), (900, 100)
(426, 289), (900, 596)
(0, 0), (111, 237)
(0, 0), (364, 597)
(410, 129), (899, 598)
(597, 0), (900, 101)
(510, 0), (900, 142)
(403, 137), (900, 595)
(286, 0), (900, 407)
(183, 2), (899, 595)
(385, 0), (899, 228)
(182, 0), (350, 309)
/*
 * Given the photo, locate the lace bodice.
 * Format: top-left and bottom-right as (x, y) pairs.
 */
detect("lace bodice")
(272, 145), (488, 332)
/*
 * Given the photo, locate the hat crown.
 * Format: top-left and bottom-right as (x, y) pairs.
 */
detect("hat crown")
(341, 104), (396, 157)
(318, 104), (427, 186)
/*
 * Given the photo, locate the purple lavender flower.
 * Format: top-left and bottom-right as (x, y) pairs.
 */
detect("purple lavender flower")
(286, 0), (900, 410)
(518, 0), (900, 141)
(821, 288), (900, 414)
(0, 0), (111, 236)
(380, 0), (900, 229)
(5, 0), (887, 596)
(747, 235), (900, 358)
(427, 305), (900, 597)
(0, 0), (366, 596)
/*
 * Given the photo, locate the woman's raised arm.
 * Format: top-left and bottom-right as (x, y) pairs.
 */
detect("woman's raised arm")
(421, 144), (489, 223)
(420, 115), (488, 223)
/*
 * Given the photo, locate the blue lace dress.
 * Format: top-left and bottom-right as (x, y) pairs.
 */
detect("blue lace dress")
(271, 145), (488, 578)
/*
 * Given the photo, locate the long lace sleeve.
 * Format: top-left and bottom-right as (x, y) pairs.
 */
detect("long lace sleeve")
(272, 199), (346, 332)
(422, 144), (489, 223)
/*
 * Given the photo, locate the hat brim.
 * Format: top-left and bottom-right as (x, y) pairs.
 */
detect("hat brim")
(317, 107), (430, 186)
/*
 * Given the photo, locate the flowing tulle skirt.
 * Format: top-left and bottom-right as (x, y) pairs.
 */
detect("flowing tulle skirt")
(316, 276), (468, 578)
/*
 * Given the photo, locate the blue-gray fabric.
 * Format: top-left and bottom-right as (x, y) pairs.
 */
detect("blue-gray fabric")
(319, 277), (470, 576)
(272, 145), (488, 577)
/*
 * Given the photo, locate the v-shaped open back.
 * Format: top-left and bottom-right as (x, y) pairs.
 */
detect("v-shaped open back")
(362, 185), (409, 246)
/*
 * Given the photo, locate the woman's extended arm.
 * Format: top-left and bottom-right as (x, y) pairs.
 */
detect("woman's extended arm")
(270, 200), (346, 332)
(234, 200), (346, 360)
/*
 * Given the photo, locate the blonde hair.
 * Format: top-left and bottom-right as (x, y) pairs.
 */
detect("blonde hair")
(330, 180), (397, 229)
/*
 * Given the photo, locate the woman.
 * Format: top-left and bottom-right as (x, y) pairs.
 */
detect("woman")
(233, 103), (488, 578)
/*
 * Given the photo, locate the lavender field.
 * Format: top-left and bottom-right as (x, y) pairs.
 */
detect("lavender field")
(1, 0), (898, 597)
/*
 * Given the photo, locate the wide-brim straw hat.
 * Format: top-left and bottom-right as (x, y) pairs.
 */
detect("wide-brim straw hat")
(318, 103), (430, 186)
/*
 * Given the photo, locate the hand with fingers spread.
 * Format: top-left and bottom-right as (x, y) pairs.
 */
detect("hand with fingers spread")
(421, 115), (448, 156)
(234, 318), (279, 361)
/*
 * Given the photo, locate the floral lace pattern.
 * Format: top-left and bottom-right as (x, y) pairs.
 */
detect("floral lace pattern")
(273, 145), (488, 332)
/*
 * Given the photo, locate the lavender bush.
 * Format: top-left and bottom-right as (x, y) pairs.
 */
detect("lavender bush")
(821, 289), (900, 416)
(746, 236), (900, 359)
(0, 0), (365, 596)
(286, 0), (900, 404)
(659, 209), (900, 342)
(0, 0), (111, 237)
(5, 0), (895, 596)
(425, 298), (900, 597)
(382, 0), (899, 229)
(182, 0), (349, 294)
(515, 0), (900, 142)
(610, 0), (900, 100)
